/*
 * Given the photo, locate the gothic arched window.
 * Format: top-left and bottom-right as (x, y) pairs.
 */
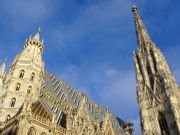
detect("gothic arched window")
(31, 72), (35, 81)
(27, 127), (36, 135)
(158, 112), (169, 135)
(19, 70), (25, 78)
(60, 112), (67, 128)
(10, 98), (16, 107)
(27, 86), (32, 94)
(15, 83), (21, 91)
(5, 114), (10, 121)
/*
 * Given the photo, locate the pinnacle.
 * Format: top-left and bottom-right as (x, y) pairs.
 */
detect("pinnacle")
(132, 5), (138, 12)
(37, 27), (41, 33)
(33, 27), (41, 41)
(0, 58), (7, 77)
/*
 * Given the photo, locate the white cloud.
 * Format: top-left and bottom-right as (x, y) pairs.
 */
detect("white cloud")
(98, 68), (138, 117)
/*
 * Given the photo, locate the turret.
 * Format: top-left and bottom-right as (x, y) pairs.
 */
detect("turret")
(0, 28), (45, 122)
(24, 27), (44, 53)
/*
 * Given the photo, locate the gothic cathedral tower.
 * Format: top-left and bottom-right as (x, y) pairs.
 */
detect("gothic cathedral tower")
(0, 29), (44, 122)
(133, 6), (180, 135)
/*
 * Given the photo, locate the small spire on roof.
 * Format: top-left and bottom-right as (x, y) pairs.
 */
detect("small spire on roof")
(0, 58), (7, 78)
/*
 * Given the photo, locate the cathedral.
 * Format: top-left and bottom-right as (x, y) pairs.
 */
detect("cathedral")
(0, 9), (135, 135)
(133, 6), (180, 135)
(0, 4), (179, 135)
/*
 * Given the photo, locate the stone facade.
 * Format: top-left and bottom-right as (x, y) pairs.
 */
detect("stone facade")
(0, 28), (133, 134)
(133, 6), (180, 135)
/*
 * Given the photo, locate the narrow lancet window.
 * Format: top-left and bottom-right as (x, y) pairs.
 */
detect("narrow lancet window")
(19, 70), (25, 78)
(15, 83), (21, 91)
(27, 86), (32, 94)
(31, 72), (35, 81)
(10, 98), (16, 107)
(60, 112), (67, 128)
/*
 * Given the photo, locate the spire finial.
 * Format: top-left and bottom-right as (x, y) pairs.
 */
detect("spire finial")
(38, 27), (41, 34)
(33, 27), (41, 41)
(4, 58), (7, 63)
(132, 5), (138, 12)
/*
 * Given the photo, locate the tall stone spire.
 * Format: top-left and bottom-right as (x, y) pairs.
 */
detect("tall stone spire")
(133, 5), (180, 135)
(132, 5), (152, 50)
(133, 5), (177, 92)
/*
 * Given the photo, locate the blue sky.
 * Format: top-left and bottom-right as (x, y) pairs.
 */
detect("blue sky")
(1, 0), (180, 134)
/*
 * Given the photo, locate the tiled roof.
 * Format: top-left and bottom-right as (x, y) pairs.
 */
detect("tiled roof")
(42, 70), (127, 132)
